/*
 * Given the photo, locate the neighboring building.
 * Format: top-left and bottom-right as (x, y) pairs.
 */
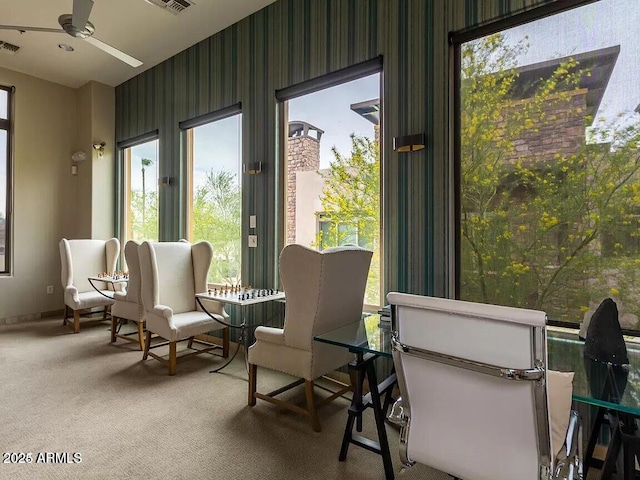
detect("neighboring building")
(286, 100), (380, 248)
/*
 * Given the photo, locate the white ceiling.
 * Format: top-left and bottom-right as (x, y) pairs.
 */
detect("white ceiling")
(0, 0), (276, 89)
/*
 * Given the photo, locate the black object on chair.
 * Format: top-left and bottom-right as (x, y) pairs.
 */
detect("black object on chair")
(584, 298), (628, 366)
(582, 298), (632, 479)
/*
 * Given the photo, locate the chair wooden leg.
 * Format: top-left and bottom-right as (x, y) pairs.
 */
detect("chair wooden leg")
(248, 363), (257, 406)
(223, 327), (230, 358)
(63, 306), (69, 326)
(110, 316), (117, 343)
(305, 380), (321, 432)
(137, 321), (145, 351)
(187, 337), (194, 349)
(102, 307), (108, 321)
(73, 310), (80, 334)
(169, 342), (177, 376)
(142, 331), (151, 360)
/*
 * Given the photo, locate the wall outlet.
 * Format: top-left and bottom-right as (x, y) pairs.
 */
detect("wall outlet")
(248, 235), (258, 248)
(46, 285), (54, 295)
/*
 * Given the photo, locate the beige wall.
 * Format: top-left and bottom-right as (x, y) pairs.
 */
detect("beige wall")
(0, 70), (115, 320)
(76, 81), (115, 239)
(0, 67), (78, 319)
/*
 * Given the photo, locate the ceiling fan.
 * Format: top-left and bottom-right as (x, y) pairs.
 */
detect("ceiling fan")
(0, 0), (143, 67)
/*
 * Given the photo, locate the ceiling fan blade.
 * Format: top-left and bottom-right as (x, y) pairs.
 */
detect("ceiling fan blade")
(72, 0), (94, 30)
(84, 36), (143, 68)
(0, 25), (65, 33)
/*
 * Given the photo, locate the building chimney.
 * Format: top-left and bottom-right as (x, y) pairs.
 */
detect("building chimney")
(286, 121), (323, 244)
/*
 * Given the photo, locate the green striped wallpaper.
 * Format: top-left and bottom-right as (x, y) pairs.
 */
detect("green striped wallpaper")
(115, 0), (555, 299)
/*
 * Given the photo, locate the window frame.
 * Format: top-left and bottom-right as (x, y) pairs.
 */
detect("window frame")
(180, 104), (243, 285)
(0, 85), (13, 275)
(117, 131), (160, 244)
(275, 58), (384, 309)
(449, 0), (635, 332)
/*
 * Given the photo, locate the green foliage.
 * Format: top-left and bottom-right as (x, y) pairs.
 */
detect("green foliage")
(461, 33), (640, 324)
(192, 170), (241, 284)
(129, 190), (158, 242)
(315, 134), (380, 305)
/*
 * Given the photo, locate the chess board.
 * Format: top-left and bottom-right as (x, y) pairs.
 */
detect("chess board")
(89, 271), (129, 283)
(196, 288), (285, 306)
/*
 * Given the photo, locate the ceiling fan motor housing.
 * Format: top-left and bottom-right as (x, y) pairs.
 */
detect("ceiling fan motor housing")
(58, 14), (94, 39)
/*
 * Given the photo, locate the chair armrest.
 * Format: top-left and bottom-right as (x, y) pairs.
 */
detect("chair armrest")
(113, 291), (127, 302)
(552, 410), (583, 480)
(197, 298), (229, 320)
(153, 305), (173, 320)
(65, 285), (79, 303)
(254, 326), (285, 345)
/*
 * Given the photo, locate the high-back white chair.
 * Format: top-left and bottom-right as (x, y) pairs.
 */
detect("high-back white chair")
(387, 293), (582, 480)
(247, 244), (373, 432)
(111, 240), (145, 350)
(59, 237), (120, 334)
(138, 240), (229, 375)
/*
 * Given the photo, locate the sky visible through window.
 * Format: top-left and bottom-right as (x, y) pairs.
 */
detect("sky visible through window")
(289, 74), (380, 169)
(192, 115), (241, 188)
(0, 131), (5, 216)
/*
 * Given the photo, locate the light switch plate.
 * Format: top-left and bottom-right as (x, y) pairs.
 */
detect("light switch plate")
(248, 235), (258, 248)
(249, 215), (257, 229)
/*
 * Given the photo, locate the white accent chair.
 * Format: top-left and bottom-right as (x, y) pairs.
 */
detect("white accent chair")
(59, 238), (120, 334)
(248, 244), (373, 432)
(111, 241), (145, 350)
(138, 240), (230, 375)
(387, 293), (583, 480)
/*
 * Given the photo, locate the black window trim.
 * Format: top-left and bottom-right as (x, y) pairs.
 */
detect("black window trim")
(0, 84), (14, 275)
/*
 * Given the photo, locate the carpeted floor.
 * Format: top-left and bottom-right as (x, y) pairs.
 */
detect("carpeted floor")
(0, 317), (449, 480)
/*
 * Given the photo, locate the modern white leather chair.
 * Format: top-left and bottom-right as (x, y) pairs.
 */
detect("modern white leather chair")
(247, 244), (373, 432)
(387, 293), (582, 480)
(138, 240), (230, 375)
(59, 238), (120, 334)
(111, 240), (145, 350)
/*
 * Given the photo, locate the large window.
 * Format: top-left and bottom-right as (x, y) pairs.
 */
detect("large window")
(186, 113), (242, 285)
(278, 68), (381, 307)
(122, 139), (159, 242)
(455, 0), (640, 328)
(0, 86), (12, 274)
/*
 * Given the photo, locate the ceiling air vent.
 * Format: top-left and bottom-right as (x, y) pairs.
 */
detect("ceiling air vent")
(0, 40), (20, 55)
(145, 0), (194, 16)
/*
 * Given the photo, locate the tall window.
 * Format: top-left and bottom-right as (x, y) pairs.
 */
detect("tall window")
(186, 113), (242, 285)
(279, 69), (381, 307)
(123, 139), (159, 242)
(455, 0), (640, 327)
(0, 86), (12, 274)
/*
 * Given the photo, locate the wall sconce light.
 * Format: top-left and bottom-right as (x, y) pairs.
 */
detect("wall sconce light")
(92, 141), (106, 157)
(159, 176), (172, 186)
(393, 133), (425, 152)
(243, 161), (263, 175)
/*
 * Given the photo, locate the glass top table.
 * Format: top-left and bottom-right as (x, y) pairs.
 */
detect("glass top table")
(315, 316), (640, 417)
(314, 314), (393, 359)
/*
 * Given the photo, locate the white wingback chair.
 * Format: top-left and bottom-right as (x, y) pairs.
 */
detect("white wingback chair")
(59, 238), (120, 334)
(138, 240), (230, 375)
(387, 293), (582, 480)
(111, 241), (145, 350)
(248, 244), (373, 432)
